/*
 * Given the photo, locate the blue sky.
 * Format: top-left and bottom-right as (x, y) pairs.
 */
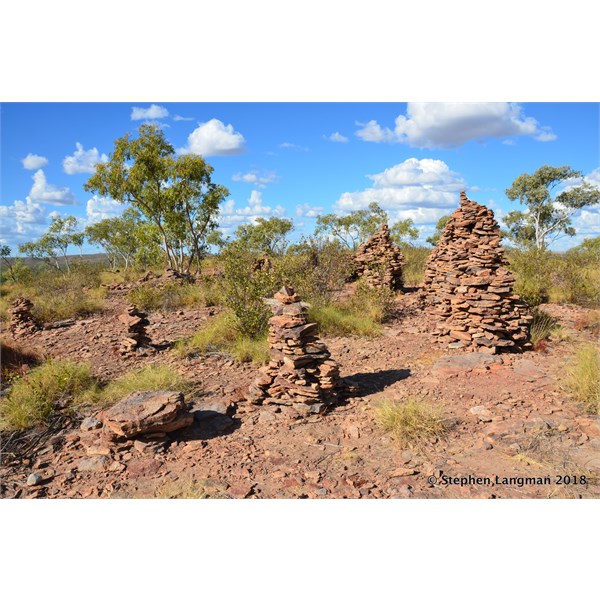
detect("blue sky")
(1, 102), (599, 254)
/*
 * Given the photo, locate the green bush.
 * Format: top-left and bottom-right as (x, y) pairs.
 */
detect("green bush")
(177, 312), (269, 364)
(309, 304), (382, 337)
(508, 243), (600, 307)
(399, 245), (430, 288)
(220, 243), (275, 338)
(0, 359), (98, 430)
(278, 238), (354, 305)
(128, 282), (192, 311)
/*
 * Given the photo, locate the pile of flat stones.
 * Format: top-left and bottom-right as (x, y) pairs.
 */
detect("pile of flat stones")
(8, 297), (39, 337)
(421, 192), (532, 353)
(118, 304), (150, 355)
(354, 224), (405, 290)
(246, 286), (344, 413)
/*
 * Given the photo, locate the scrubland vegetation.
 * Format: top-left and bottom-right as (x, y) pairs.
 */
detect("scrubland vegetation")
(1, 126), (598, 441)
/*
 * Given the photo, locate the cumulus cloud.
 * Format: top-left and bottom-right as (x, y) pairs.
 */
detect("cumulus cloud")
(27, 170), (76, 205)
(173, 114), (194, 122)
(0, 198), (49, 246)
(22, 153), (48, 170)
(232, 170), (278, 188)
(296, 203), (323, 218)
(355, 103), (557, 148)
(334, 158), (469, 243)
(217, 190), (285, 234)
(131, 104), (169, 120)
(326, 132), (349, 143)
(62, 143), (108, 175)
(85, 196), (124, 224)
(179, 119), (245, 156)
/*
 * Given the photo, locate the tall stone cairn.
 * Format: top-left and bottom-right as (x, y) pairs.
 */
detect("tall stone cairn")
(421, 192), (533, 353)
(118, 304), (150, 355)
(246, 286), (344, 412)
(354, 224), (406, 290)
(8, 297), (39, 337)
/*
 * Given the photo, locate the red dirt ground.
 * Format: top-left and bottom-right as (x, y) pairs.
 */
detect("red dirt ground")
(1, 290), (598, 499)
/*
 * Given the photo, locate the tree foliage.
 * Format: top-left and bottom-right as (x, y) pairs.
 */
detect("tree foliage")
(18, 215), (81, 273)
(315, 202), (417, 249)
(389, 218), (419, 246)
(315, 202), (387, 250)
(84, 124), (228, 273)
(505, 165), (600, 250)
(234, 216), (293, 255)
(85, 208), (162, 270)
(426, 215), (450, 246)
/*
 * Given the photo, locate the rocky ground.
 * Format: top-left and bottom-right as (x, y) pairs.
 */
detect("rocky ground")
(1, 290), (598, 499)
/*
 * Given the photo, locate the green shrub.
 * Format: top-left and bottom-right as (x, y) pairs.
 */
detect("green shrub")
(100, 364), (195, 405)
(278, 238), (354, 305)
(177, 312), (268, 364)
(399, 245), (430, 288)
(374, 396), (449, 448)
(220, 243), (275, 337)
(508, 244), (600, 307)
(564, 344), (599, 414)
(128, 282), (208, 311)
(309, 304), (382, 337)
(0, 359), (98, 430)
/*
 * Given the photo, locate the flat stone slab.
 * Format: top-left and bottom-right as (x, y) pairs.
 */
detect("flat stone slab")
(99, 390), (193, 438)
(511, 359), (546, 382)
(433, 353), (502, 374)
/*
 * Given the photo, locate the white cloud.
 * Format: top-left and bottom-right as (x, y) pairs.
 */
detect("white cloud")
(27, 170), (76, 205)
(354, 120), (394, 143)
(0, 198), (48, 246)
(232, 170), (278, 188)
(279, 142), (309, 152)
(85, 196), (124, 224)
(22, 153), (48, 170)
(218, 190), (285, 234)
(131, 104), (169, 120)
(355, 103), (557, 148)
(326, 132), (349, 143)
(173, 114), (194, 122)
(62, 143), (108, 175)
(179, 119), (245, 156)
(296, 203), (323, 218)
(335, 158), (467, 243)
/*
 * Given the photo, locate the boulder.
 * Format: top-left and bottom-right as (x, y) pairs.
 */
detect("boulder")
(99, 390), (193, 438)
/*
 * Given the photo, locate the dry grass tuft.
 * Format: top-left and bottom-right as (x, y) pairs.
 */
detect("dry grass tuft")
(563, 343), (600, 414)
(374, 396), (449, 448)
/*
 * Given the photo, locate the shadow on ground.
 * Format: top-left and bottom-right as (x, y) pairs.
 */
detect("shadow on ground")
(171, 411), (242, 441)
(344, 368), (411, 397)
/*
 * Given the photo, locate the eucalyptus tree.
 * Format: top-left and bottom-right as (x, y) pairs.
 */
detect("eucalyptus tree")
(85, 124), (228, 273)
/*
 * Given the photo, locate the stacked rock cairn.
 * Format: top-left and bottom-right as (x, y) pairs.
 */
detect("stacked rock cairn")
(421, 192), (532, 353)
(246, 286), (344, 412)
(354, 223), (406, 290)
(118, 304), (150, 354)
(8, 297), (39, 337)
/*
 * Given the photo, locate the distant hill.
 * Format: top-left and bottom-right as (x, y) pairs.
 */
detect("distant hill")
(3, 253), (110, 267)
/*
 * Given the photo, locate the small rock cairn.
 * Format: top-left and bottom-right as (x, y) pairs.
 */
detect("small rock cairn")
(8, 297), (39, 337)
(247, 286), (344, 412)
(118, 304), (150, 355)
(421, 192), (532, 353)
(354, 224), (405, 290)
